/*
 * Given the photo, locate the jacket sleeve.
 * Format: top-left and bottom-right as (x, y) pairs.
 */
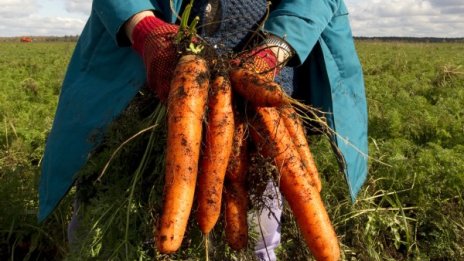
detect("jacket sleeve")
(92, 0), (161, 46)
(264, 0), (345, 64)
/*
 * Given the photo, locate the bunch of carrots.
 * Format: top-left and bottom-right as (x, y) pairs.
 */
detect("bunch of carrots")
(153, 2), (340, 260)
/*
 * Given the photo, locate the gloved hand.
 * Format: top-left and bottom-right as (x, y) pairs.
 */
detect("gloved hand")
(132, 16), (179, 101)
(235, 35), (294, 80)
(235, 46), (280, 80)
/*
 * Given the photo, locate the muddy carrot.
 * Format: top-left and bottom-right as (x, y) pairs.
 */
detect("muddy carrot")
(224, 120), (249, 250)
(196, 74), (235, 234)
(224, 182), (249, 250)
(250, 107), (340, 261)
(280, 106), (322, 192)
(156, 54), (210, 254)
(229, 68), (290, 107)
(225, 119), (248, 183)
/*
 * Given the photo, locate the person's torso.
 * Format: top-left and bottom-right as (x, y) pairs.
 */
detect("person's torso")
(190, 0), (268, 52)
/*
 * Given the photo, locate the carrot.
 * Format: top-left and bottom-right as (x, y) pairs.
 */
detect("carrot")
(225, 119), (248, 183)
(250, 107), (340, 261)
(156, 54), (210, 254)
(224, 120), (249, 250)
(224, 182), (249, 250)
(229, 68), (290, 107)
(280, 106), (322, 192)
(196, 74), (235, 234)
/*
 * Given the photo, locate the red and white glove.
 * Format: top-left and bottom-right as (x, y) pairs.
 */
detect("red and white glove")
(132, 16), (179, 101)
(239, 47), (280, 80)
(235, 35), (294, 80)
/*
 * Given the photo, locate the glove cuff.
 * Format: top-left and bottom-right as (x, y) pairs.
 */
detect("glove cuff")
(262, 35), (295, 63)
(132, 16), (168, 56)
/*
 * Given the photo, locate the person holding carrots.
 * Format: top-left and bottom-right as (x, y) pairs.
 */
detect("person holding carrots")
(39, 0), (368, 260)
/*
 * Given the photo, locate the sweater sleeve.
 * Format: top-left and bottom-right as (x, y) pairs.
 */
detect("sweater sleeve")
(264, 0), (346, 64)
(92, 0), (161, 46)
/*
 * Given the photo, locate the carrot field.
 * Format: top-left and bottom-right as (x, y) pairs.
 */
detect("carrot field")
(0, 40), (463, 260)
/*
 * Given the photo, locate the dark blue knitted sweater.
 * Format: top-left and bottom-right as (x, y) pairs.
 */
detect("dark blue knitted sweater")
(191, 0), (295, 95)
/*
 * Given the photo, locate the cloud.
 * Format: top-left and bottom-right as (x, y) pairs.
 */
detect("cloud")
(65, 0), (91, 15)
(0, 0), (88, 36)
(0, 15), (86, 36)
(345, 0), (464, 37)
(439, 6), (464, 15)
(0, 0), (39, 18)
(429, 0), (463, 7)
(373, 0), (437, 17)
(1, 0), (463, 37)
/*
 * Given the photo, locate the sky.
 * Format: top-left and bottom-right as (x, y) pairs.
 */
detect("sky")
(1, 0), (463, 38)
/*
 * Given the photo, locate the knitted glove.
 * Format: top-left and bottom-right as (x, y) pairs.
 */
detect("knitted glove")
(235, 35), (294, 80)
(132, 16), (179, 101)
(236, 47), (279, 80)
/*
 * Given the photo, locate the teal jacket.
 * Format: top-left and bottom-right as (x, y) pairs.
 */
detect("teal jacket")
(38, 0), (368, 221)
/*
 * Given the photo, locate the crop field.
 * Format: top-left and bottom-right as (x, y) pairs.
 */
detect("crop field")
(0, 40), (463, 260)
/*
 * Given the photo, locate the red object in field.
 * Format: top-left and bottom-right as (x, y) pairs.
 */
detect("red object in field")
(20, 37), (32, 43)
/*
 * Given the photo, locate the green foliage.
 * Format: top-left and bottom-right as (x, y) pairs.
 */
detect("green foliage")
(1, 40), (464, 260)
(345, 41), (464, 260)
(0, 42), (74, 260)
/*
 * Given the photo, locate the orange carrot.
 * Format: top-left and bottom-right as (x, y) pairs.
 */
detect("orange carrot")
(196, 74), (235, 234)
(229, 68), (290, 107)
(250, 107), (340, 261)
(224, 182), (249, 250)
(224, 120), (249, 250)
(225, 119), (248, 183)
(156, 54), (210, 254)
(280, 106), (322, 192)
